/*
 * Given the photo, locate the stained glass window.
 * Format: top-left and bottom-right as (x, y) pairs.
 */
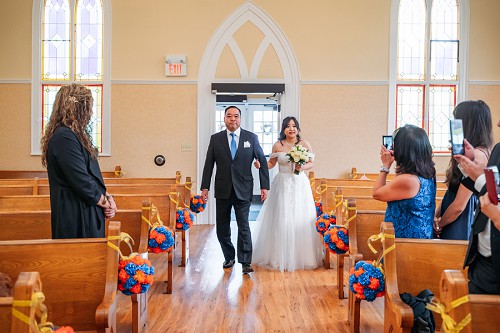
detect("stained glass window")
(42, 84), (103, 148)
(394, 0), (461, 153)
(40, 0), (104, 152)
(75, 0), (103, 81)
(42, 0), (71, 80)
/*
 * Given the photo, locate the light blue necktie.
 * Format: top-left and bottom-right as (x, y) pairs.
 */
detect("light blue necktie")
(230, 133), (237, 159)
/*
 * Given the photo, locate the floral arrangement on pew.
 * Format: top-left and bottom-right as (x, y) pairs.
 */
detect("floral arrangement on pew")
(118, 255), (155, 295)
(323, 225), (349, 254)
(348, 232), (394, 302)
(176, 207), (194, 230)
(190, 194), (206, 214)
(316, 213), (336, 235)
(315, 201), (323, 218)
(146, 205), (175, 254)
(108, 232), (155, 295)
(348, 261), (385, 301)
(323, 201), (354, 254)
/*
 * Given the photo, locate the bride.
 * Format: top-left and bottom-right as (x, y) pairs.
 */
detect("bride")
(252, 116), (323, 272)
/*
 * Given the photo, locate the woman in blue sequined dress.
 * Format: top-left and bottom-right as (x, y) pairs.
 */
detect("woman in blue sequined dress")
(373, 125), (436, 238)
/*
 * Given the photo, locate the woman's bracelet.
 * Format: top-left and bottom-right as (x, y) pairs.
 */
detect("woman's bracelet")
(378, 166), (390, 173)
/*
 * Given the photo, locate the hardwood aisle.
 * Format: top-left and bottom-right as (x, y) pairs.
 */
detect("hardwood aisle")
(115, 223), (384, 333)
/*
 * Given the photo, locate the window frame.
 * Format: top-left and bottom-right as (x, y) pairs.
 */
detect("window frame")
(388, 0), (470, 155)
(31, 0), (112, 156)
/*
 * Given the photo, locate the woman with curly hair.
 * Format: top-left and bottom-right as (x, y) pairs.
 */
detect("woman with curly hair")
(41, 84), (117, 238)
(373, 125), (437, 238)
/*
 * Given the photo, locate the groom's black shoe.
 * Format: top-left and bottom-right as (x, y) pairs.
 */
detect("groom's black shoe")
(242, 263), (254, 274)
(223, 259), (235, 269)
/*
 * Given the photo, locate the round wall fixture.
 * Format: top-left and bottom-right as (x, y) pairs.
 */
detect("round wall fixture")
(154, 155), (166, 166)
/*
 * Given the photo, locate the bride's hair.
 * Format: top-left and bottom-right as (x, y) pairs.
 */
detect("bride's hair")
(278, 116), (301, 144)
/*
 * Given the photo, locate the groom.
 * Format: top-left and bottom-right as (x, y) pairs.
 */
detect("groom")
(201, 106), (270, 274)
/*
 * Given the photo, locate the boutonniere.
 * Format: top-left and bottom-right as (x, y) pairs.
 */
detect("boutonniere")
(244, 141), (251, 148)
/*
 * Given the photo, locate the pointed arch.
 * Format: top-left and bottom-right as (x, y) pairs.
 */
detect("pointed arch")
(197, 2), (300, 224)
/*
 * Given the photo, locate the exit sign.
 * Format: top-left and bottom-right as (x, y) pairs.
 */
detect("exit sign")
(165, 55), (187, 76)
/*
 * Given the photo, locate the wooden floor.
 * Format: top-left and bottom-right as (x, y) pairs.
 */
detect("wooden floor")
(116, 223), (384, 333)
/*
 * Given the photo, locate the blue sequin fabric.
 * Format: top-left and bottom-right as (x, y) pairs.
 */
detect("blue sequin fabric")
(384, 176), (436, 238)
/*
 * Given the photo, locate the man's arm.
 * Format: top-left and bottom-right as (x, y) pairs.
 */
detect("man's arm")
(200, 136), (216, 191)
(253, 134), (270, 190)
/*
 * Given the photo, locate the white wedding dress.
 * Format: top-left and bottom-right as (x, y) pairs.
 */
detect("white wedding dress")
(252, 152), (323, 272)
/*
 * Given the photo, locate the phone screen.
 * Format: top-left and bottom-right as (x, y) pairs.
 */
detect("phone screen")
(450, 119), (464, 155)
(484, 166), (500, 205)
(382, 135), (393, 150)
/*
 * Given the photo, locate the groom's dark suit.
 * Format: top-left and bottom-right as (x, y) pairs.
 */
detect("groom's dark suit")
(462, 143), (500, 294)
(201, 128), (270, 264)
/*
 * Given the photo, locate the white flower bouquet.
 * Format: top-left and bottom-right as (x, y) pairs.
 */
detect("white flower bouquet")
(286, 144), (311, 175)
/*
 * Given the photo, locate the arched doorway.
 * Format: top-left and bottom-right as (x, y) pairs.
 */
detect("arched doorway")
(197, 2), (300, 224)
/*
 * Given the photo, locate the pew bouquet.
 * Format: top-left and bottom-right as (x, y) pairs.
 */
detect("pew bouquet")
(285, 144), (312, 175)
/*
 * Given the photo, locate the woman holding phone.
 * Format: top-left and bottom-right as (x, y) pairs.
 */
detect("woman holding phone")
(373, 125), (436, 238)
(434, 100), (492, 240)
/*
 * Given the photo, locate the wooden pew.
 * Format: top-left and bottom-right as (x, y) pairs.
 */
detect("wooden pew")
(348, 168), (447, 188)
(113, 193), (179, 294)
(0, 171), (185, 199)
(0, 221), (122, 332)
(37, 182), (188, 196)
(0, 185), (38, 196)
(0, 165), (122, 179)
(381, 222), (468, 333)
(327, 185), (446, 198)
(0, 210), (52, 240)
(345, 199), (386, 333)
(439, 269), (500, 333)
(0, 205), (153, 333)
(0, 195), (50, 211)
(0, 177), (192, 268)
(0, 271), (43, 333)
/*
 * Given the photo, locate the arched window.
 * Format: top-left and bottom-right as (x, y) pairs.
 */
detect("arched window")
(32, 0), (111, 155)
(389, 0), (469, 153)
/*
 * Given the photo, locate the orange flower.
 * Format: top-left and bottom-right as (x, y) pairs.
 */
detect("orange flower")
(145, 274), (154, 284)
(154, 233), (166, 243)
(131, 256), (145, 266)
(368, 277), (380, 290)
(118, 269), (130, 282)
(134, 270), (147, 283)
(354, 267), (365, 277)
(130, 283), (142, 294)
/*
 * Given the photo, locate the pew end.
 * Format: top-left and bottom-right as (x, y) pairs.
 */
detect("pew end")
(381, 222), (468, 333)
(0, 271), (42, 333)
(0, 221), (122, 333)
(440, 269), (500, 333)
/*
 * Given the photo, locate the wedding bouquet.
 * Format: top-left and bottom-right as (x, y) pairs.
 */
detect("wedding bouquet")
(286, 144), (311, 175)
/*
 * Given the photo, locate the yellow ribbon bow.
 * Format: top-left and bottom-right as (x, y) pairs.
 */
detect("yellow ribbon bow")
(12, 291), (55, 332)
(366, 232), (395, 266)
(426, 296), (471, 333)
(108, 232), (136, 259)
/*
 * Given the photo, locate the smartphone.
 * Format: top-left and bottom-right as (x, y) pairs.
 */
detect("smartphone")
(382, 135), (393, 150)
(450, 119), (464, 155)
(484, 166), (500, 205)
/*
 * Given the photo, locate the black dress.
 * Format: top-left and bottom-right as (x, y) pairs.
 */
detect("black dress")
(438, 181), (477, 240)
(46, 126), (106, 238)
